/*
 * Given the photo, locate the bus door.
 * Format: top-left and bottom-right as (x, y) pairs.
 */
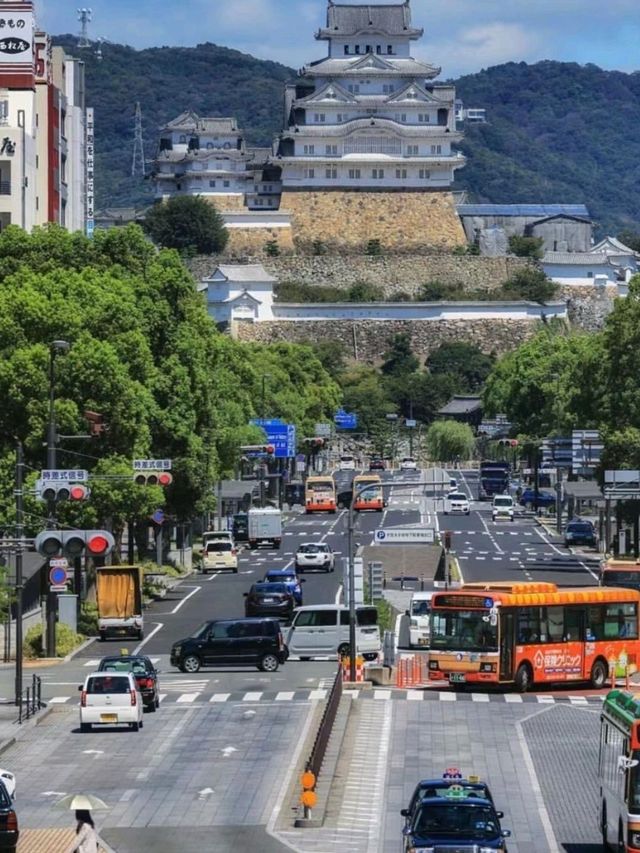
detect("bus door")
(499, 611), (515, 681)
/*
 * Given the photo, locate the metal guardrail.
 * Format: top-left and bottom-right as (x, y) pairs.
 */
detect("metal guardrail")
(17, 674), (42, 723)
(306, 664), (343, 780)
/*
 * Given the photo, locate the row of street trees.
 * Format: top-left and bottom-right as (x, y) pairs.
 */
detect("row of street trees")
(0, 224), (340, 556)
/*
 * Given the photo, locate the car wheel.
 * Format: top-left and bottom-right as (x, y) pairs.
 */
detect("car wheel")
(155, 695), (160, 710)
(590, 659), (608, 690)
(146, 701), (156, 713)
(130, 721), (139, 731)
(299, 657), (311, 662)
(181, 655), (201, 674)
(80, 723), (91, 733)
(514, 663), (532, 693)
(259, 653), (279, 673)
(99, 633), (106, 642)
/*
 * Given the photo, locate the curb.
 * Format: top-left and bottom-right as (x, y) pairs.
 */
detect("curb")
(64, 636), (96, 663)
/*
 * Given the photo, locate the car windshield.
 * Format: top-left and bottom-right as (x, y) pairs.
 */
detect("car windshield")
(430, 609), (498, 652)
(255, 583), (287, 593)
(206, 542), (232, 552)
(413, 784), (489, 807)
(494, 497), (513, 507)
(403, 458), (415, 464)
(412, 803), (499, 839)
(299, 544), (325, 553)
(266, 573), (296, 583)
(191, 622), (211, 639)
(341, 456), (353, 463)
(411, 600), (431, 617)
(602, 571), (640, 589)
(568, 523), (593, 533)
(448, 493), (466, 501)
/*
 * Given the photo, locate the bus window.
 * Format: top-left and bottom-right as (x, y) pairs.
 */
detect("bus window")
(604, 603), (638, 639)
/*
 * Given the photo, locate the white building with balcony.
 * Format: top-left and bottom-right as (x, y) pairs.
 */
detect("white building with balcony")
(275, 0), (465, 191)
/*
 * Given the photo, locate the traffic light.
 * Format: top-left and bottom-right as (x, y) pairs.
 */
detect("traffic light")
(133, 471), (174, 486)
(34, 529), (115, 559)
(498, 439), (519, 448)
(239, 445), (275, 456)
(39, 482), (91, 502)
(304, 437), (325, 449)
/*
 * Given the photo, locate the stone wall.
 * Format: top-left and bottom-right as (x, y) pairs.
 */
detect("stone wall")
(234, 318), (546, 363)
(280, 190), (466, 253)
(224, 227), (294, 256)
(561, 284), (618, 331)
(189, 253), (533, 296)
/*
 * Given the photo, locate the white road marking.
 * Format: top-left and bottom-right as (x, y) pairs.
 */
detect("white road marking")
(471, 693), (490, 702)
(48, 696), (70, 704)
(209, 693), (231, 703)
(275, 692), (295, 701)
(243, 691), (263, 701)
(406, 690), (424, 701)
(308, 689), (328, 700)
(133, 621), (164, 654)
(176, 693), (200, 703)
(439, 692), (457, 701)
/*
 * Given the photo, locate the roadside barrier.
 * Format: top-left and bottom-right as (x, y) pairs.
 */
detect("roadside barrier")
(340, 655), (364, 683)
(395, 655), (429, 688)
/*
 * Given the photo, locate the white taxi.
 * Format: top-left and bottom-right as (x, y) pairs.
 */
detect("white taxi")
(79, 672), (144, 732)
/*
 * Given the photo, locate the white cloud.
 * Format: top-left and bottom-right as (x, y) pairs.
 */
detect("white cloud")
(421, 22), (542, 77)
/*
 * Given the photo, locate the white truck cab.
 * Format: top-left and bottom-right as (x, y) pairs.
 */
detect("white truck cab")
(408, 591), (434, 648)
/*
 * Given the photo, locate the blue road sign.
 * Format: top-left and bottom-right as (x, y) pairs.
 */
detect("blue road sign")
(151, 509), (165, 525)
(334, 409), (358, 430)
(49, 566), (68, 586)
(250, 420), (296, 458)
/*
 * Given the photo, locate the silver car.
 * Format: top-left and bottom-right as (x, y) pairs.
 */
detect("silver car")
(295, 543), (335, 573)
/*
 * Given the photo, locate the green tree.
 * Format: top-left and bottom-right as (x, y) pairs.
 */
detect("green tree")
(340, 366), (396, 434)
(617, 231), (640, 253)
(501, 267), (558, 303)
(508, 235), (544, 259)
(347, 281), (384, 302)
(312, 341), (347, 378)
(381, 333), (419, 377)
(426, 342), (496, 392)
(426, 420), (475, 463)
(143, 196), (228, 254)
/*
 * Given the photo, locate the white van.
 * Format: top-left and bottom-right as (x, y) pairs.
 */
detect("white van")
(339, 455), (356, 471)
(409, 591), (434, 648)
(285, 604), (381, 661)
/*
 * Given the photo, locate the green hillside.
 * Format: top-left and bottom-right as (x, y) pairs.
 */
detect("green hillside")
(53, 36), (640, 234)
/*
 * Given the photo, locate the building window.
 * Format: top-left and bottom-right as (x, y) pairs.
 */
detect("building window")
(179, 135), (186, 144)
(376, 45), (382, 54)
(587, 271), (594, 278)
(314, 113), (326, 123)
(348, 84), (360, 94)
(337, 113), (343, 122)
(325, 144), (338, 155)
(304, 168), (315, 179)
(177, 183), (182, 190)
(396, 169), (407, 179)
(223, 180), (230, 187)
(383, 84), (395, 94)
(419, 169), (430, 179)
(209, 180), (216, 187)
(430, 144), (442, 154)
(344, 45), (349, 55)
(366, 45), (372, 53)
(348, 168), (361, 179)
(355, 45), (361, 54)
(387, 45), (393, 54)
(372, 168), (384, 179)
(394, 113), (407, 122)
(407, 145), (419, 156)
(418, 113), (430, 123)
(325, 166), (337, 179)
(303, 144), (315, 155)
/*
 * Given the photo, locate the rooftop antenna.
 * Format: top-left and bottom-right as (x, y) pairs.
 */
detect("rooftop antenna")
(132, 102), (146, 178)
(77, 8), (92, 48)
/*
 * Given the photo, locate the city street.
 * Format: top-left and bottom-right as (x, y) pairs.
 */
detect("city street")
(1, 467), (608, 851)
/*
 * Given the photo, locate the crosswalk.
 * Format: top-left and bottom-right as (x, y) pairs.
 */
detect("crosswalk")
(46, 687), (329, 706)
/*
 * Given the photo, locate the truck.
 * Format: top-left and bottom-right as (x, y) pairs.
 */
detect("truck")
(247, 506), (283, 549)
(478, 461), (510, 501)
(96, 565), (144, 641)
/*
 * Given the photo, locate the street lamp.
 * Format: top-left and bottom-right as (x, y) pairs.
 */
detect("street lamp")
(47, 340), (70, 470)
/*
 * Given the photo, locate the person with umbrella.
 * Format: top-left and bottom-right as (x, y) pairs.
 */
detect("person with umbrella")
(57, 793), (108, 853)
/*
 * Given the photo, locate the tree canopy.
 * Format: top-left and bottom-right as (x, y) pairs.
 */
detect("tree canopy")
(143, 196), (228, 254)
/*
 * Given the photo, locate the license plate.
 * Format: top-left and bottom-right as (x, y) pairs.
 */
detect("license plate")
(449, 673), (466, 683)
(263, 598), (275, 603)
(100, 713), (118, 722)
(418, 638), (429, 645)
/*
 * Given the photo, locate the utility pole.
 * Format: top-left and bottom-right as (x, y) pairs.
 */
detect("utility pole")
(132, 102), (146, 178)
(14, 442), (24, 706)
(77, 8), (92, 48)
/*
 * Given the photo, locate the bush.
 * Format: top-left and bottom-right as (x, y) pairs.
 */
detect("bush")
(418, 280), (465, 301)
(77, 602), (98, 637)
(365, 238), (382, 256)
(24, 623), (84, 659)
(501, 267), (558, 303)
(312, 240), (327, 255)
(264, 239), (280, 257)
(143, 195), (228, 254)
(508, 235), (544, 259)
(347, 281), (384, 301)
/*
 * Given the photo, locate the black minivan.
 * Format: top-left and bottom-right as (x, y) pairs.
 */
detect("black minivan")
(170, 617), (288, 674)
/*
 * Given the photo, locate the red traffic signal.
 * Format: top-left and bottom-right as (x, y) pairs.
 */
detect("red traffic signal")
(133, 472), (173, 486)
(34, 529), (115, 558)
(69, 484), (90, 501)
(510, 439), (519, 448)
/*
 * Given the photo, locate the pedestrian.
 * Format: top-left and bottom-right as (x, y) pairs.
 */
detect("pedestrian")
(65, 809), (99, 853)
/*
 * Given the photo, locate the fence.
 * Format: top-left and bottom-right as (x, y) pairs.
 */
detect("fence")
(18, 674), (42, 723)
(305, 664), (343, 781)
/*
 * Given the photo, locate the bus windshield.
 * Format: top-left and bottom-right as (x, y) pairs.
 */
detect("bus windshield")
(603, 571), (640, 590)
(430, 609), (498, 652)
(307, 480), (334, 492)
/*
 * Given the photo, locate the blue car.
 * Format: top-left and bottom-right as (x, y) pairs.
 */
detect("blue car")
(519, 488), (556, 508)
(403, 795), (510, 851)
(263, 569), (305, 605)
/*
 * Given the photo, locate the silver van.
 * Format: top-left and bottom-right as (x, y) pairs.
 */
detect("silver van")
(285, 604), (381, 660)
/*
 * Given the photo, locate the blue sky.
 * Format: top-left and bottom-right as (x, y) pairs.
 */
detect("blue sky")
(36, 0), (640, 78)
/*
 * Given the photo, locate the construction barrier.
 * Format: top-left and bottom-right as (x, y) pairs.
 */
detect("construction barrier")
(395, 654), (429, 688)
(340, 655), (365, 683)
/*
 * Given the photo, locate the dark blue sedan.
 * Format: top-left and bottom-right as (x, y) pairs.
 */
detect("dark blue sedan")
(519, 488), (556, 508)
(263, 569), (305, 605)
(401, 776), (494, 827)
(403, 796), (510, 851)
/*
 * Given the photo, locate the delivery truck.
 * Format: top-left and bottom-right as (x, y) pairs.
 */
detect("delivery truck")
(247, 507), (282, 549)
(96, 565), (144, 641)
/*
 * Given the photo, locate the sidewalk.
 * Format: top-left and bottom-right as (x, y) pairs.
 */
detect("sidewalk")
(18, 827), (113, 852)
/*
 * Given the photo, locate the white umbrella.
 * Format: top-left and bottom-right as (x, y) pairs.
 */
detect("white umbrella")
(55, 793), (109, 811)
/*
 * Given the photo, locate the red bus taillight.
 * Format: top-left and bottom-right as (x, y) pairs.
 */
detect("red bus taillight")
(80, 690), (87, 707)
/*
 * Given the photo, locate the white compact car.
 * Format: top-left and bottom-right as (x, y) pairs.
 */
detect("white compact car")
(492, 494), (515, 522)
(79, 671), (144, 732)
(400, 457), (418, 471)
(0, 769), (16, 799)
(339, 455), (356, 471)
(444, 492), (470, 515)
(295, 543), (335, 572)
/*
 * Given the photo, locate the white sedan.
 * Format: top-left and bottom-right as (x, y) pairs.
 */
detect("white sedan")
(444, 492), (470, 515)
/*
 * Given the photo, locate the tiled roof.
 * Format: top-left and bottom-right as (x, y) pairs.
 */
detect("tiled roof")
(163, 111), (240, 135)
(542, 252), (613, 266)
(458, 203), (591, 218)
(213, 264), (278, 283)
(591, 236), (637, 255)
(438, 396), (483, 416)
(318, 2), (423, 38)
(304, 55), (439, 77)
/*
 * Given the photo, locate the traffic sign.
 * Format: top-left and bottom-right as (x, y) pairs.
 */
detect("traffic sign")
(133, 459), (172, 470)
(374, 528), (435, 544)
(151, 509), (165, 525)
(314, 423), (332, 437)
(42, 469), (88, 482)
(50, 558), (68, 569)
(334, 409), (357, 430)
(49, 565), (68, 586)
(250, 420), (296, 458)
(405, 419), (417, 428)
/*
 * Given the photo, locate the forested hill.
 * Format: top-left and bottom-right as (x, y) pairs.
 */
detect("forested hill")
(52, 35), (640, 234)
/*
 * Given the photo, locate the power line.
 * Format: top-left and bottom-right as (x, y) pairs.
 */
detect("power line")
(132, 102), (146, 178)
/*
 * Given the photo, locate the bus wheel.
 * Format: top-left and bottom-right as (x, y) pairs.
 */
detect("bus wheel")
(590, 659), (608, 690)
(514, 663), (532, 693)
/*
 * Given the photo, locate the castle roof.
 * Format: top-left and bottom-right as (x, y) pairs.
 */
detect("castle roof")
(458, 203), (591, 219)
(162, 110), (241, 136)
(591, 236), (638, 256)
(542, 251), (615, 266)
(317, 2), (423, 40)
(303, 54), (439, 78)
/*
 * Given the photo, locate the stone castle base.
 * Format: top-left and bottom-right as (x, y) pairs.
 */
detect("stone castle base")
(280, 189), (466, 253)
(224, 226), (294, 256)
(235, 318), (542, 363)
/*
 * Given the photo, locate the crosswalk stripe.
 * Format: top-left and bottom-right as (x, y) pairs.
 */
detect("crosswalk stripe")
(243, 692), (263, 702)
(276, 692), (295, 701)
(471, 693), (490, 702)
(504, 694), (523, 703)
(176, 693), (199, 703)
(309, 689), (328, 700)
(569, 696), (589, 705)
(209, 693), (230, 703)
(84, 660), (99, 667)
(439, 692), (457, 702)
(158, 694), (167, 703)
(536, 695), (555, 703)
(374, 689), (391, 701)
(405, 690), (424, 701)
(48, 696), (70, 704)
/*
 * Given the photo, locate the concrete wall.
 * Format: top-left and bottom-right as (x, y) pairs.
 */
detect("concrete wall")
(235, 317), (552, 362)
(0, 607), (42, 659)
(280, 190), (466, 252)
(271, 301), (567, 322)
(189, 254), (533, 296)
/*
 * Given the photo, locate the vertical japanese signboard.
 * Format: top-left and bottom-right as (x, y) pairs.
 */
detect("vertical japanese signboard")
(85, 107), (94, 237)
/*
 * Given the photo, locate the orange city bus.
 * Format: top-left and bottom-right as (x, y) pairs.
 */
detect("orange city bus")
(600, 558), (640, 594)
(352, 474), (384, 512)
(428, 582), (640, 691)
(304, 475), (337, 514)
